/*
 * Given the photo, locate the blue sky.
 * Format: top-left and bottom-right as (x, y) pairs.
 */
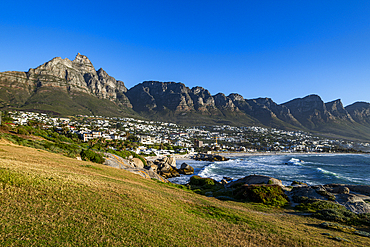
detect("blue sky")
(1, 1), (370, 106)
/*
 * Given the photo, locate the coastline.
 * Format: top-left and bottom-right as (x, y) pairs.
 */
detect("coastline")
(146, 151), (368, 163)
(214, 151), (367, 158)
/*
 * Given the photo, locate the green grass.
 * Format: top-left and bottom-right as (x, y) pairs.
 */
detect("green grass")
(0, 132), (82, 158)
(1, 139), (370, 246)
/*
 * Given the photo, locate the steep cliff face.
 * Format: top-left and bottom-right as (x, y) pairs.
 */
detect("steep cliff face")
(282, 95), (332, 128)
(325, 99), (354, 121)
(346, 102), (370, 124)
(244, 98), (302, 127)
(214, 93), (238, 111)
(126, 81), (223, 115)
(126, 81), (193, 112)
(0, 71), (35, 107)
(190, 86), (217, 113)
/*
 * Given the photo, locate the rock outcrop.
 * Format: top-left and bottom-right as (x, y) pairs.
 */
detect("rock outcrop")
(288, 183), (370, 214)
(346, 102), (370, 124)
(177, 162), (194, 175)
(193, 153), (229, 161)
(104, 153), (168, 182)
(144, 157), (195, 178)
(227, 175), (283, 188)
(144, 156), (180, 178)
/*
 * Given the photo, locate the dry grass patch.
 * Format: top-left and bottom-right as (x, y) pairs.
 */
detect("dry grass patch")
(0, 140), (369, 246)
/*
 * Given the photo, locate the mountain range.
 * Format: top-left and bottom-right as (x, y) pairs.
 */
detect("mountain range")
(1, 53), (370, 141)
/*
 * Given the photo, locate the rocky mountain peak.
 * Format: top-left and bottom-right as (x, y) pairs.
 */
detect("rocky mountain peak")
(97, 68), (108, 78)
(283, 94), (326, 110)
(228, 93), (244, 101)
(346, 102), (370, 124)
(281, 94), (330, 128)
(254, 97), (275, 107)
(325, 99), (344, 112)
(325, 99), (353, 121)
(71, 53), (96, 75)
(73, 53), (92, 65)
(214, 93), (238, 111)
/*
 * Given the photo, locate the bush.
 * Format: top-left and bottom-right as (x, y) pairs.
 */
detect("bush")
(16, 126), (29, 135)
(107, 149), (146, 166)
(314, 208), (357, 223)
(235, 184), (289, 207)
(296, 200), (370, 226)
(295, 200), (345, 213)
(80, 149), (105, 164)
(189, 175), (216, 188)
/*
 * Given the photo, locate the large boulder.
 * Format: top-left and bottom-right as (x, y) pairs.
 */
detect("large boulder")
(193, 153), (229, 161)
(227, 175), (283, 187)
(335, 194), (370, 214)
(147, 156), (180, 178)
(177, 162), (194, 175)
(104, 153), (134, 169)
(289, 184), (370, 214)
(131, 158), (144, 169)
(167, 156), (177, 168)
(289, 186), (328, 203)
(145, 160), (158, 173)
(324, 184), (350, 194)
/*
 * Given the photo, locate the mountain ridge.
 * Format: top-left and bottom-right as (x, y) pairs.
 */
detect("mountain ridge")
(2, 54), (370, 141)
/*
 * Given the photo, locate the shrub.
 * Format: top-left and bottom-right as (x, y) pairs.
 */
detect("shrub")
(295, 200), (344, 213)
(107, 149), (146, 166)
(80, 149), (105, 164)
(295, 200), (370, 226)
(235, 184), (289, 207)
(16, 126), (29, 135)
(189, 175), (216, 188)
(314, 208), (357, 223)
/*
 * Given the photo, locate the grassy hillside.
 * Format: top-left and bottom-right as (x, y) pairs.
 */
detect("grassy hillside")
(1, 139), (369, 246)
(16, 88), (138, 117)
(311, 121), (370, 142)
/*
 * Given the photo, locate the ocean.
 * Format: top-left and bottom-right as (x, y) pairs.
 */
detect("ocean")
(169, 153), (370, 186)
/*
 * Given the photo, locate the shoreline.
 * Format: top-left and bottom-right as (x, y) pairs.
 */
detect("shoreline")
(214, 151), (368, 158)
(147, 151), (369, 164)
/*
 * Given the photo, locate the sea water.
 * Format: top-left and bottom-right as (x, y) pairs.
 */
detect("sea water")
(169, 154), (370, 186)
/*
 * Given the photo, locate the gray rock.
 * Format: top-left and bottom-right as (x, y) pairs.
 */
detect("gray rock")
(335, 194), (370, 214)
(227, 175), (283, 187)
(131, 158), (144, 169)
(324, 184), (350, 194)
(167, 156), (176, 168)
(178, 162), (194, 175)
(346, 185), (370, 195)
(289, 186), (327, 202)
(103, 153), (168, 182)
(151, 156), (180, 178)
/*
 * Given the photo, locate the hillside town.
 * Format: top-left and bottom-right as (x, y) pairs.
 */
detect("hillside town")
(5, 110), (368, 155)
